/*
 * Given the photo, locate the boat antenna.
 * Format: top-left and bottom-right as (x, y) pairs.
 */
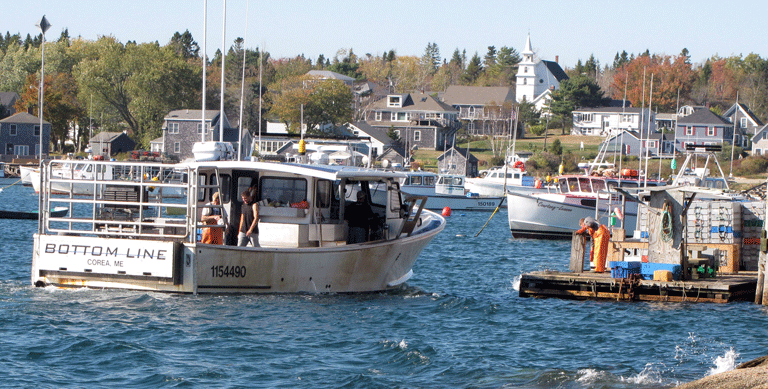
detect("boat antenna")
(201, 0), (207, 143)
(219, 0), (226, 143)
(639, 67), (646, 169)
(618, 67), (628, 186)
(237, 0), (249, 161)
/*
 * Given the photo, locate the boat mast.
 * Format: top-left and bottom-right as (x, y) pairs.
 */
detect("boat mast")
(730, 92), (739, 177)
(201, 0), (207, 143)
(257, 43), (263, 158)
(237, 0), (249, 161)
(643, 73), (653, 187)
(219, 0), (226, 143)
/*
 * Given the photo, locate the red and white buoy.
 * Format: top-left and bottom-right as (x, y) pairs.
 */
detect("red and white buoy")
(442, 207), (452, 217)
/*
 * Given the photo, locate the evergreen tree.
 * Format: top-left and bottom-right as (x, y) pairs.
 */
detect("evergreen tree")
(450, 48), (463, 69)
(484, 46), (497, 67)
(461, 52), (483, 84)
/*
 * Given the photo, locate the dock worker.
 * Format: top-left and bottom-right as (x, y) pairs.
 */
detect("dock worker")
(577, 217), (611, 273)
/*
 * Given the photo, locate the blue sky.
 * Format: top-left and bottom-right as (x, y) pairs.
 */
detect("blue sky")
(6, 0), (766, 69)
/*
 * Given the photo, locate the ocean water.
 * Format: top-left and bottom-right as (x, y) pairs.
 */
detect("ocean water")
(1, 177), (767, 388)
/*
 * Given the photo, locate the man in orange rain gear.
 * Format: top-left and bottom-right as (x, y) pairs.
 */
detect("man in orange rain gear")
(577, 217), (611, 272)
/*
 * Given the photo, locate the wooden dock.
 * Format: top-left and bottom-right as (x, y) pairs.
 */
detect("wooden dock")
(519, 271), (757, 303)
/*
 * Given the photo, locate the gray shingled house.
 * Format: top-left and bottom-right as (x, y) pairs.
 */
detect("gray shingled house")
(0, 112), (51, 160)
(437, 146), (479, 177)
(88, 131), (136, 157)
(441, 85), (515, 136)
(161, 109), (240, 161)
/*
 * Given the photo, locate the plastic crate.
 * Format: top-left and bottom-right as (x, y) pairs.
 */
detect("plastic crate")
(609, 261), (642, 279)
(641, 263), (681, 280)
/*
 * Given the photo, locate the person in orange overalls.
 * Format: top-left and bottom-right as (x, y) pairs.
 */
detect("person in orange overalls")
(201, 192), (227, 244)
(577, 217), (611, 272)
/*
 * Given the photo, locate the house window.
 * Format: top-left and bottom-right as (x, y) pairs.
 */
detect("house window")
(741, 117), (748, 128)
(14, 145), (29, 156)
(197, 123), (208, 135)
(707, 127), (716, 136)
(375, 111), (382, 121)
(396, 112), (408, 121)
(577, 113), (594, 122)
(621, 114), (632, 122)
(413, 131), (421, 142)
(169, 123), (179, 134)
(174, 142), (180, 153)
(757, 149), (762, 155)
(685, 126), (694, 136)
(387, 96), (401, 108)
(9, 124), (16, 136)
(34, 125), (40, 136)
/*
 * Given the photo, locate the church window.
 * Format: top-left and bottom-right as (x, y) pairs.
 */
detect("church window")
(523, 79), (527, 85)
(524, 67), (528, 73)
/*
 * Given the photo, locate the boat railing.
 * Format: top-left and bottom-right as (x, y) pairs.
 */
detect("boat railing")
(40, 159), (192, 241)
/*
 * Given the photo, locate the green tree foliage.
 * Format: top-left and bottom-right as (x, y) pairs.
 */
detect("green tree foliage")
(550, 138), (563, 155)
(327, 48), (362, 80)
(268, 76), (353, 134)
(74, 37), (201, 147)
(169, 30), (199, 60)
(461, 52), (483, 84)
(548, 74), (610, 134)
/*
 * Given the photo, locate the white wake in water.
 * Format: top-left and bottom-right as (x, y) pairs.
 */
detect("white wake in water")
(511, 274), (521, 291)
(707, 348), (739, 376)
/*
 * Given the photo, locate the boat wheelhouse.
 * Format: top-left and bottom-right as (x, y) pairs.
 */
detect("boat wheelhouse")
(507, 174), (666, 239)
(399, 171), (503, 211)
(31, 159), (445, 293)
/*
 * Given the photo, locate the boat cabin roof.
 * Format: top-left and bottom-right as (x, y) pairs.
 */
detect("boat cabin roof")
(178, 160), (407, 181)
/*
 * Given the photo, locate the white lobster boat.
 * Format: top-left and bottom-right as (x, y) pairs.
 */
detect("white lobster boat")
(399, 171), (503, 211)
(507, 174), (666, 239)
(31, 159), (445, 293)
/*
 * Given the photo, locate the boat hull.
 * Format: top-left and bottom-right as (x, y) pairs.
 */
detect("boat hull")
(31, 216), (444, 293)
(507, 191), (637, 239)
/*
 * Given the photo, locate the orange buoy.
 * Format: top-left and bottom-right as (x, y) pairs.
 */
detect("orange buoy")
(442, 207), (452, 217)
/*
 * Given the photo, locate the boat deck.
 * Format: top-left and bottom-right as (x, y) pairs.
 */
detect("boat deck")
(519, 270), (757, 303)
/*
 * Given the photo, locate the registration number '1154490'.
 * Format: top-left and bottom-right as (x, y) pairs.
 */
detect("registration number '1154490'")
(210, 265), (247, 278)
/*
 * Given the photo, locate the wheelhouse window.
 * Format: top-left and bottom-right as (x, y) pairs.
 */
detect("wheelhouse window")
(316, 179), (332, 208)
(578, 177), (592, 192)
(259, 176), (307, 204)
(423, 174), (435, 186)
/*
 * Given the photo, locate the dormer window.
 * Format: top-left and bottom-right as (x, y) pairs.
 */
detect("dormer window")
(388, 95), (402, 108)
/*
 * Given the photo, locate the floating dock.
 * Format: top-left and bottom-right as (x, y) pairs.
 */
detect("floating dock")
(518, 271), (757, 303)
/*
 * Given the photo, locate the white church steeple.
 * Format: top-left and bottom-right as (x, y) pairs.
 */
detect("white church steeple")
(516, 33), (536, 103)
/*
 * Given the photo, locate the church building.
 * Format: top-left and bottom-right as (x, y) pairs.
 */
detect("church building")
(515, 34), (569, 112)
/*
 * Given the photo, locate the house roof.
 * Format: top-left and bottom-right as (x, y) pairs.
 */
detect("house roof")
(442, 86), (514, 106)
(724, 102), (764, 127)
(165, 109), (219, 121)
(150, 137), (163, 144)
(0, 92), (19, 107)
(438, 146), (478, 163)
(349, 121), (393, 145)
(307, 70), (355, 82)
(542, 60), (569, 82)
(0, 112), (50, 125)
(676, 108), (731, 126)
(607, 129), (669, 142)
(89, 131), (129, 143)
(752, 124), (768, 142)
(574, 107), (647, 114)
(371, 92), (458, 113)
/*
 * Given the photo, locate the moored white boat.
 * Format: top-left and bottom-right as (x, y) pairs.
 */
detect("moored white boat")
(465, 164), (550, 198)
(19, 165), (37, 186)
(399, 171), (502, 211)
(507, 174), (665, 239)
(31, 159), (445, 293)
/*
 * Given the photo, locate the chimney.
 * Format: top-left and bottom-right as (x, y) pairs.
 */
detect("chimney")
(555, 55), (559, 64)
